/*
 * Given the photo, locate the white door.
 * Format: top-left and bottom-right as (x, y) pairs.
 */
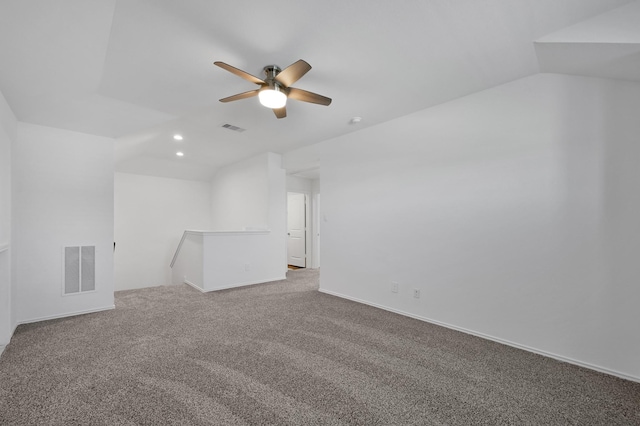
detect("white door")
(287, 192), (306, 267)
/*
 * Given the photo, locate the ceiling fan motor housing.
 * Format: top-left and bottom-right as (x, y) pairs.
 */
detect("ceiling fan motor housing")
(262, 65), (286, 92)
(263, 65), (281, 77)
(260, 65), (287, 89)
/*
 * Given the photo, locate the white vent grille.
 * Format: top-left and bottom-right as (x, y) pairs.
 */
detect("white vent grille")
(64, 246), (95, 294)
(64, 247), (80, 294)
(81, 246), (95, 291)
(221, 123), (246, 133)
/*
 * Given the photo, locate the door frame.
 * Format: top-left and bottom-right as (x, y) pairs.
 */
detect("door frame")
(311, 192), (320, 269)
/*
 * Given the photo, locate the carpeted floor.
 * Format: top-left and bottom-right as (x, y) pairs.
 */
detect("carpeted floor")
(1, 269), (639, 425)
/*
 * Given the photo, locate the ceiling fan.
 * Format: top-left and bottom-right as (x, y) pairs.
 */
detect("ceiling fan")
(214, 59), (331, 119)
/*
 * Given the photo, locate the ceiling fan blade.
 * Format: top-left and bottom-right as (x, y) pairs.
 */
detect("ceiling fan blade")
(275, 59), (311, 87)
(273, 107), (287, 119)
(219, 89), (260, 103)
(214, 61), (264, 85)
(287, 87), (332, 106)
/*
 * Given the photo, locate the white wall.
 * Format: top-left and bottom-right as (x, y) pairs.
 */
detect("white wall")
(319, 73), (640, 381)
(210, 152), (287, 277)
(0, 98), (13, 245)
(311, 179), (320, 269)
(172, 230), (284, 291)
(0, 89), (16, 352)
(171, 232), (203, 289)
(599, 80), (640, 377)
(12, 123), (114, 323)
(211, 154), (269, 230)
(267, 153), (287, 275)
(114, 173), (211, 291)
(286, 175), (312, 194)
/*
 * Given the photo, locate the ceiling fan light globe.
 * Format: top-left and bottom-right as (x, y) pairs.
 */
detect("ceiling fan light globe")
(259, 89), (287, 109)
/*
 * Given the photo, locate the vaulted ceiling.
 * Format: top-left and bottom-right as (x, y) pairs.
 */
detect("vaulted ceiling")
(0, 0), (637, 180)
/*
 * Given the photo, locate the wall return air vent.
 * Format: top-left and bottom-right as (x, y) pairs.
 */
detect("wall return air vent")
(64, 246), (96, 294)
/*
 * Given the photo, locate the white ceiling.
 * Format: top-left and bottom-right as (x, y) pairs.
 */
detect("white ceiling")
(535, 1), (640, 81)
(0, 0), (635, 181)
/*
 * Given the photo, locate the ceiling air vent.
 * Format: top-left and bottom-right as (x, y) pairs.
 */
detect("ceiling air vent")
(221, 123), (246, 133)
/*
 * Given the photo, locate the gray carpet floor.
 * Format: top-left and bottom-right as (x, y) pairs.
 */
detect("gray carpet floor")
(1, 269), (639, 425)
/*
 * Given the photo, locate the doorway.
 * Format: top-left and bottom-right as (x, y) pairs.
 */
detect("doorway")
(287, 192), (306, 268)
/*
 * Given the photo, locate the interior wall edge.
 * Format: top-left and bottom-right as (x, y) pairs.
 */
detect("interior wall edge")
(318, 288), (640, 384)
(0, 319), (16, 356)
(17, 305), (115, 327)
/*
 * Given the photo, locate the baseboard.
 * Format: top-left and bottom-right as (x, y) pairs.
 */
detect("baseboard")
(318, 288), (640, 384)
(0, 344), (5, 358)
(18, 305), (116, 326)
(208, 275), (287, 292)
(184, 279), (205, 293)
(203, 275), (287, 292)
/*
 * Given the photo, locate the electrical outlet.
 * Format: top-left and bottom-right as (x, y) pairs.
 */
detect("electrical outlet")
(413, 288), (420, 299)
(244, 263), (250, 272)
(391, 282), (399, 293)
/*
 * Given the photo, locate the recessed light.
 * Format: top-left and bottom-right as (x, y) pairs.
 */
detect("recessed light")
(176, 152), (184, 157)
(349, 117), (362, 125)
(173, 134), (183, 141)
